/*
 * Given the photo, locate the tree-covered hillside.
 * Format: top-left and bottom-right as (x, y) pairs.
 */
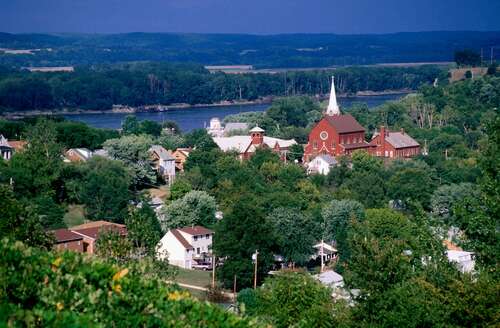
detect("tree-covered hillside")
(0, 31), (499, 68)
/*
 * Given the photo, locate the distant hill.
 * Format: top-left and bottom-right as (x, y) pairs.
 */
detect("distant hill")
(0, 31), (499, 68)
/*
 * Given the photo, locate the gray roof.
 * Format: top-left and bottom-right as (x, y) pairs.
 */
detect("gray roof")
(150, 145), (175, 160)
(374, 131), (419, 149)
(316, 270), (344, 285)
(224, 122), (249, 132)
(316, 154), (337, 165)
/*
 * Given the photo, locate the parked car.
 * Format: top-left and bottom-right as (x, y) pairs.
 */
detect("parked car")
(192, 262), (213, 271)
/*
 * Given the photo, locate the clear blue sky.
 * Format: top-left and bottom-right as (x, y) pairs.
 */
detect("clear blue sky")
(1, 0), (499, 34)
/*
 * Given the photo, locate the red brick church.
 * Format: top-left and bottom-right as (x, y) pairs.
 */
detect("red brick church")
(303, 78), (375, 162)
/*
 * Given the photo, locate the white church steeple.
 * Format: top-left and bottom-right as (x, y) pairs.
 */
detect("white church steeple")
(326, 76), (340, 116)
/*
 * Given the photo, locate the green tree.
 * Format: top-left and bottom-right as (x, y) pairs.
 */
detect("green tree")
(168, 177), (192, 200)
(251, 273), (342, 328)
(126, 198), (163, 257)
(159, 190), (216, 231)
(454, 49), (481, 67)
(430, 183), (479, 225)
(268, 208), (315, 265)
(79, 157), (132, 223)
(286, 143), (304, 163)
(322, 199), (365, 262)
(103, 134), (156, 186)
(121, 115), (140, 135)
(33, 193), (66, 229)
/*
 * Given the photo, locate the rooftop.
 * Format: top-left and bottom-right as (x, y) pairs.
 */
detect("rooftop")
(325, 114), (365, 134)
(51, 229), (83, 243)
(150, 145), (175, 160)
(178, 226), (214, 236)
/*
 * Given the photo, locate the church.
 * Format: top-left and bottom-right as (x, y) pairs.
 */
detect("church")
(303, 78), (375, 162)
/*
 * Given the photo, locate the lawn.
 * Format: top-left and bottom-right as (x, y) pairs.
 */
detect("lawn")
(175, 268), (212, 288)
(63, 205), (86, 227)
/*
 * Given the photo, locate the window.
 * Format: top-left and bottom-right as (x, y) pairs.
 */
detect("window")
(313, 141), (318, 149)
(197, 248), (200, 254)
(194, 236), (198, 241)
(206, 234), (210, 239)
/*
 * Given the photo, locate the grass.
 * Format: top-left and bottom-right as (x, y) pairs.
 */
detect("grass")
(175, 268), (212, 288)
(64, 205), (86, 227)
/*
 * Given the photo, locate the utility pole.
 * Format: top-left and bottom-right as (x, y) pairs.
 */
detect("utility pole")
(320, 239), (325, 273)
(211, 254), (216, 289)
(233, 275), (237, 305)
(253, 250), (259, 289)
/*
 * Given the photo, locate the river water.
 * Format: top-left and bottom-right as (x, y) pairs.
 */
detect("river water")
(64, 94), (405, 131)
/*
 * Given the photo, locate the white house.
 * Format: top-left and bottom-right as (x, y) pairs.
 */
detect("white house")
(149, 145), (176, 185)
(307, 154), (338, 175)
(157, 226), (214, 269)
(312, 241), (338, 263)
(443, 240), (475, 274)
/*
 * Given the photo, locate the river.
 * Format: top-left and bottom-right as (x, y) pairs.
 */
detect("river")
(64, 94), (405, 131)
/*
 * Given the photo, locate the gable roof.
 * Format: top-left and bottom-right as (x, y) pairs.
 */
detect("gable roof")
(249, 126), (265, 133)
(171, 229), (194, 250)
(178, 226), (214, 236)
(0, 135), (11, 148)
(52, 229), (83, 243)
(150, 145), (175, 160)
(71, 220), (125, 230)
(325, 114), (365, 134)
(373, 131), (420, 148)
(213, 135), (296, 154)
(67, 148), (93, 161)
(73, 225), (127, 240)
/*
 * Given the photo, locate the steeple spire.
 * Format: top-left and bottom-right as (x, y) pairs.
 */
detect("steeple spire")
(326, 76), (340, 116)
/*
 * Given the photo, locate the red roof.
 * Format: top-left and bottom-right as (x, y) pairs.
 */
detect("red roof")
(52, 229), (83, 243)
(178, 226), (214, 236)
(325, 114), (365, 134)
(8, 140), (27, 151)
(171, 229), (194, 250)
(73, 225), (127, 240)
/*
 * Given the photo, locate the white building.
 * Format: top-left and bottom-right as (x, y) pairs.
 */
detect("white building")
(149, 145), (176, 185)
(444, 240), (475, 274)
(307, 154), (338, 175)
(0, 135), (13, 160)
(207, 118), (224, 137)
(157, 226), (214, 269)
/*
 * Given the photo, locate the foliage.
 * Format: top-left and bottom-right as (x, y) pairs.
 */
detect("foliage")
(159, 190), (217, 231)
(250, 272), (343, 328)
(454, 49), (481, 67)
(125, 198), (163, 257)
(103, 134), (156, 186)
(0, 184), (54, 250)
(0, 239), (255, 327)
(430, 182), (479, 225)
(169, 177), (193, 200)
(79, 157), (132, 223)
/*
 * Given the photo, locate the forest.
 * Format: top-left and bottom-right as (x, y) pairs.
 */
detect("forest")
(1, 31), (499, 68)
(0, 72), (499, 326)
(0, 63), (444, 111)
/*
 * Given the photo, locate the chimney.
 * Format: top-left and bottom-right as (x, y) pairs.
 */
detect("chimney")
(380, 126), (386, 156)
(250, 126), (265, 145)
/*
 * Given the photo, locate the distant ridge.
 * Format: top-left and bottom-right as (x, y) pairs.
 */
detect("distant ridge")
(1, 31), (499, 68)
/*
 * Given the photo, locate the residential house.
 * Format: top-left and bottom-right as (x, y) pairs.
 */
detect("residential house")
(213, 126), (297, 161)
(307, 154), (338, 175)
(304, 78), (375, 162)
(157, 226), (214, 269)
(443, 240), (475, 274)
(312, 241), (338, 264)
(172, 148), (191, 172)
(64, 148), (93, 162)
(149, 145), (176, 184)
(0, 135), (26, 160)
(370, 126), (420, 159)
(51, 221), (127, 254)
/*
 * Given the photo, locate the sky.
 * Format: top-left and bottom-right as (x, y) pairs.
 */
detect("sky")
(1, 0), (499, 35)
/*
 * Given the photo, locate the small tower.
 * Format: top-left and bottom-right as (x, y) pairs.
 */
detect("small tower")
(250, 126), (265, 145)
(325, 76), (340, 116)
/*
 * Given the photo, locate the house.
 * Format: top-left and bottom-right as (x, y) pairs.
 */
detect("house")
(443, 240), (475, 274)
(207, 118), (249, 137)
(0, 135), (26, 160)
(52, 229), (84, 252)
(157, 226), (214, 269)
(370, 126), (420, 159)
(149, 145), (176, 184)
(313, 241), (338, 264)
(213, 126), (297, 161)
(51, 221), (127, 254)
(303, 77), (375, 162)
(64, 148), (93, 162)
(172, 148), (192, 172)
(307, 154), (338, 175)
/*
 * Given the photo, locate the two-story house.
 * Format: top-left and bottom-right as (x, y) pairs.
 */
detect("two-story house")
(157, 226), (214, 269)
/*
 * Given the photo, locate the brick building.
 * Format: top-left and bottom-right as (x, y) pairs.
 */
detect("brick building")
(370, 126), (420, 159)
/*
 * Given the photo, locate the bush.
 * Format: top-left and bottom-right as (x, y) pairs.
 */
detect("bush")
(0, 239), (255, 327)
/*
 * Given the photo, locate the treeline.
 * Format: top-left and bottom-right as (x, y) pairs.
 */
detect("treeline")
(0, 63), (444, 111)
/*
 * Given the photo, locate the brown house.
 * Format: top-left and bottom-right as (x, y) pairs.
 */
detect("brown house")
(52, 221), (127, 254)
(172, 148), (192, 171)
(370, 126), (420, 159)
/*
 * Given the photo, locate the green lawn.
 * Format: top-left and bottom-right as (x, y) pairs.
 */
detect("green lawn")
(175, 268), (212, 288)
(64, 205), (86, 227)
